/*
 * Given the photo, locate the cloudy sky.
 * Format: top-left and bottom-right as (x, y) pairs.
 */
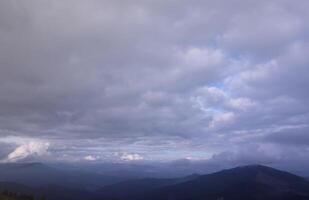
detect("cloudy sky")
(0, 0), (309, 167)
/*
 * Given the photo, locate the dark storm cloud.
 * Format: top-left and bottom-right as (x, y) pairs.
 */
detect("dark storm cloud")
(0, 0), (309, 164)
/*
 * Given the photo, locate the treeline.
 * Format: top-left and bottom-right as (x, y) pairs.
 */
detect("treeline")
(0, 190), (46, 200)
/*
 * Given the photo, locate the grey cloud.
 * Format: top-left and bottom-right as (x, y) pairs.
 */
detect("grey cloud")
(0, 0), (308, 165)
(265, 125), (309, 146)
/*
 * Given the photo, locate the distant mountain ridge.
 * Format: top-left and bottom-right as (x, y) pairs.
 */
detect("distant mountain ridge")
(97, 173), (200, 199)
(0, 162), (124, 190)
(1, 163), (309, 200)
(128, 165), (309, 200)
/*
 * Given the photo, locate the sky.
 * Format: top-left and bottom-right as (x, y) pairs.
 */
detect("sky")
(0, 0), (309, 168)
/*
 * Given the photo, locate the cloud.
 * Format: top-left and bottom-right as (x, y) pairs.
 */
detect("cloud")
(84, 155), (98, 161)
(182, 47), (224, 67)
(6, 141), (50, 162)
(227, 97), (256, 111)
(0, 0), (308, 168)
(119, 153), (144, 161)
(209, 112), (236, 129)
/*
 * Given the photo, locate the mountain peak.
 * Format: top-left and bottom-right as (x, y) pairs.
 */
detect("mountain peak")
(131, 165), (309, 200)
(232, 164), (274, 170)
(214, 164), (305, 182)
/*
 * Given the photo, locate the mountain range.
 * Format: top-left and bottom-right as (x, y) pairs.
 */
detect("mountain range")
(0, 163), (308, 200)
(0, 162), (124, 190)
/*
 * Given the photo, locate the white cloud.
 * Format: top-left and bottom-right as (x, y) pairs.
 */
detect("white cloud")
(202, 87), (227, 103)
(84, 155), (98, 161)
(228, 97), (256, 111)
(6, 141), (50, 162)
(119, 153), (144, 161)
(209, 112), (236, 129)
(191, 86), (227, 113)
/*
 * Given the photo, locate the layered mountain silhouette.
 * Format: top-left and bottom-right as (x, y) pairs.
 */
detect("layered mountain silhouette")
(0, 162), (123, 190)
(96, 173), (200, 199)
(0, 163), (309, 200)
(98, 165), (309, 200)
